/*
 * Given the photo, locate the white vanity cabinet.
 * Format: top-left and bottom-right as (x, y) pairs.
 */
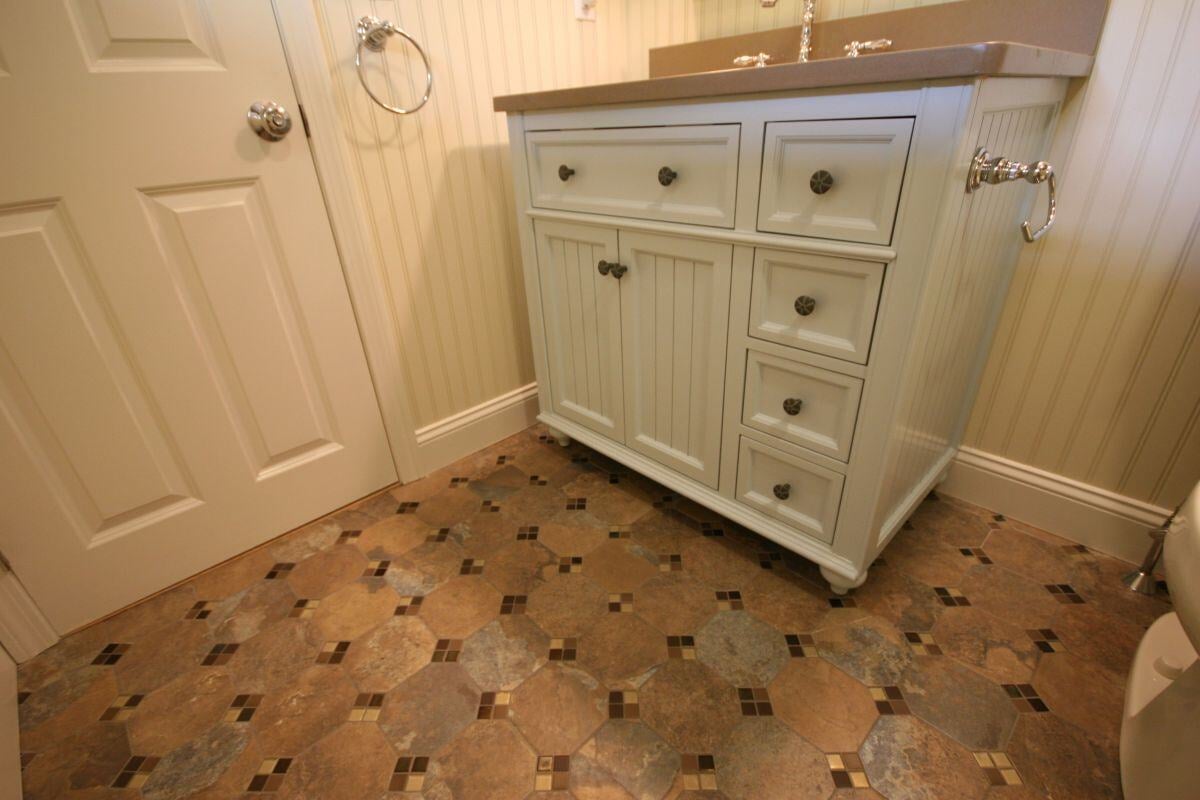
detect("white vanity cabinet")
(503, 77), (1067, 592)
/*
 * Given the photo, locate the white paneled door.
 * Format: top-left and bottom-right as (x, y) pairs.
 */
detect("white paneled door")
(0, 0), (397, 631)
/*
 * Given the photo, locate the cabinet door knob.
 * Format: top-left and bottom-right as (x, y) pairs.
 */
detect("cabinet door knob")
(783, 398), (804, 416)
(773, 483), (791, 500)
(610, 263), (628, 279)
(658, 166), (678, 186)
(559, 164), (576, 181)
(597, 260), (612, 275)
(794, 295), (817, 316)
(810, 170), (834, 194)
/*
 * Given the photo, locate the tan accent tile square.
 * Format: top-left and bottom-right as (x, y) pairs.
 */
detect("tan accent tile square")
(99, 694), (143, 722)
(659, 554), (683, 573)
(432, 639), (463, 662)
(316, 641), (350, 664)
(449, 476), (470, 487)
(225, 694), (263, 723)
(681, 754), (717, 791)
(185, 600), (214, 620)
(1026, 628), (1064, 653)
(112, 755), (159, 789)
(500, 595), (528, 615)
(608, 690), (639, 719)
(529, 475), (548, 486)
(247, 758), (293, 792)
(667, 635), (697, 659)
(363, 559), (391, 578)
(459, 558), (485, 575)
(390, 756), (429, 791)
(202, 643), (239, 666)
(337, 529), (361, 544)
(548, 638), (577, 661)
(904, 631), (943, 655)
(348, 692), (385, 721)
(427, 528), (450, 543)
(558, 556), (583, 574)
(715, 590), (743, 611)
(517, 525), (539, 541)
(477, 691), (512, 719)
(934, 587), (971, 607)
(827, 752), (869, 789)
(290, 598), (319, 618)
(395, 595), (424, 616)
(870, 686), (910, 714)
(264, 562), (294, 580)
(607, 592), (633, 613)
(974, 751), (1023, 785)
(396, 501), (420, 514)
(608, 529), (631, 539)
(480, 500), (502, 513)
(535, 755), (570, 791)
(786, 633), (818, 658)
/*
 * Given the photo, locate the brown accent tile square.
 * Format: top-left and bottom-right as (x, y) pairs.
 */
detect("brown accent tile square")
(99, 694), (143, 722)
(517, 525), (539, 541)
(432, 639), (462, 662)
(975, 751), (1023, 786)
(363, 559), (391, 578)
(500, 595), (528, 615)
(558, 556), (583, 574)
(608, 690), (639, 719)
(701, 522), (725, 537)
(460, 558), (485, 575)
(20, 753), (34, 771)
(112, 755), (159, 789)
(681, 754), (717, 790)
(1026, 628), (1064, 653)
(496, 455), (512, 465)
(1045, 584), (1085, 604)
(337, 529), (361, 544)
(535, 754), (570, 791)
(203, 643), (239, 666)
(737, 687), (773, 716)
(247, 758), (293, 792)
(565, 497), (588, 511)
(395, 596), (424, 616)
(652, 494), (676, 508)
(396, 501), (420, 514)
(548, 638), (577, 661)
(92, 643), (130, 666)
(316, 641), (351, 664)
(427, 528), (450, 543)
(1002, 683), (1050, 712)
(264, 562), (294, 580)
(827, 752), (869, 789)
(390, 756), (430, 791)
(529, 475), (548, 486)
(786, 633), (818, 658)
(667, 635), (697, 659)
(759, 551), (782, 569)
(870, 686), (910, 714)
(934, 587), (971, 606)
(225, 694), (263, 723)
(449, 476), (470, 487)
(904, 631), (943, 655)
(477, 691), (512, 719)
(17, 691), (30, 705)
(716, 590), (743, 611)
(480, 500), (501, 513)
(658, 553), (684, 573)
(960, 547), (994, 565)
(609, 528), (631, 539)
(185, 600), (214, 620)
(828, 596), (858, 608)
(349, 692), (385, 721)
(607, 592), (633, 613)
(289, 598), (319, 618)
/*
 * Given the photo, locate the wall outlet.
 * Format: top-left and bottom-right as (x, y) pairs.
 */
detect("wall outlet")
(574, 0), (597, 22)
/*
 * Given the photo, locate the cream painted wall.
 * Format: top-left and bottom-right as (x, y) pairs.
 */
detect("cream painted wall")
(313, 0), (1198, 512)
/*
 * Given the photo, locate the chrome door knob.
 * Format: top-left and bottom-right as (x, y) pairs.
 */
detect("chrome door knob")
(248, 101), (293, 141)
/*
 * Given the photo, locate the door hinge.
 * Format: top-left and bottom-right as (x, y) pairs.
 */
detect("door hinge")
(298, 103), (312, 138)
(0, 549), (11, 573)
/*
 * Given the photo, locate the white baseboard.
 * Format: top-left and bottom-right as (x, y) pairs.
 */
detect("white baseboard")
(942, 446), (1171, 565)
(0, 570), (58, 663)
(413, 383), (540, 475)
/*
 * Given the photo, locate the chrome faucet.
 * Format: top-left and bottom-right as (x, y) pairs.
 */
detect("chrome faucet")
(799, 0), (816, 62)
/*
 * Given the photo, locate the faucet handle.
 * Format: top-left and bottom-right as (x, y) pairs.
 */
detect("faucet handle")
(733, 52), (772, 68)
(844, 39), (892, 57)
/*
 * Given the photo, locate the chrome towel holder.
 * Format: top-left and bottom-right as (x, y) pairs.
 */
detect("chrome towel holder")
(966, 147), (1057, 242)
(355, 15), (432, 115)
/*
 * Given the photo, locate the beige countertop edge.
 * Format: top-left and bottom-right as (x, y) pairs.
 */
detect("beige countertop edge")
(492, 42), (1092, 113)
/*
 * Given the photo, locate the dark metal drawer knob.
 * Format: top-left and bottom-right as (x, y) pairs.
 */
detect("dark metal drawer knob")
(597, 259), (611, 275)
(810, 169), (834, 194)
(658, 166), (678, 186)
(794, 295), (817, 316)
(783, 398), (804, 416)
(598, 260), (627, 279)
(610, 262), (628, 279)
(773, 483), (791, 501)
(559, 164), (575, 181)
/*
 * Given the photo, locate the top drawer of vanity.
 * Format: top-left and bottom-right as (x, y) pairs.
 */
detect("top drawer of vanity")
(526, 125), (741, 228)
(758, 118), (914, 245)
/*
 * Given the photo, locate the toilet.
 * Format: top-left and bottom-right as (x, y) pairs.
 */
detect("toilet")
(1120, 481), (1200, 799)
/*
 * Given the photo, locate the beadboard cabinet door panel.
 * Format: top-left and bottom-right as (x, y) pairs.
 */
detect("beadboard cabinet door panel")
(534, 220), (624, 441)
(619, 231), (733, 487)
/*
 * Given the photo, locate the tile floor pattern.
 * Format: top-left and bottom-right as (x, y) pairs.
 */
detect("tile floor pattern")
(17, 425), (1173, 799)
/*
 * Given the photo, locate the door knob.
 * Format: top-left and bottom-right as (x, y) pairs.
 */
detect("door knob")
(247, 101), (293, 141)
(783, 398), (804, 416)
(794, 295), (817, 316)
(773, 483), (791, 500)
(658, 166), (678, 186)
(809, 170), (834, 194)
(559, 164), (576, 181)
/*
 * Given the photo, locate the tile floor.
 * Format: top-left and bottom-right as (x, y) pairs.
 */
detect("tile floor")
(16, 425), (1172, 799)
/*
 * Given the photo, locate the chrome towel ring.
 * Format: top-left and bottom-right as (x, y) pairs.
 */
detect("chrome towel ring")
(355, 16), (432, 115)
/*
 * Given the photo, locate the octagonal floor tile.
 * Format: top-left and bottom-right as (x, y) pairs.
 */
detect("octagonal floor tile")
(459, 615), (550, 692)
(573, 720), (679, 800)
(577, 613), (668, 688)
(931, 606), (1039, 684)
(770, 658), (877, 753)
(378, 662), (479, 754)
(634, 572), (718, 636)
(898, 656), (1017, 751)
(861, 715), (991, 800)
(639, 660), (741, 754)
(1007, 712), (1120, 799)
(426, 720), (537, 799)
(510, 663), (607, 754)
(715, 717), (835, 799)
(419, 576), (503, 639)
(526, 574), (609, 638)
(695, 610), (790, 687)
(342, 616), (438, 691)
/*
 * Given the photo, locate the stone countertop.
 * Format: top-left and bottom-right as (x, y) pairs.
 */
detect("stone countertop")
(492, 41), (1091, 114)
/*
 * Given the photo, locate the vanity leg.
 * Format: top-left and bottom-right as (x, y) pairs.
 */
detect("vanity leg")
(821, 566), (868, 596)
(548, 427), (571, 448)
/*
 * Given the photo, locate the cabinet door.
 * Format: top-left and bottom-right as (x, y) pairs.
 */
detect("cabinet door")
(534, 220), (624, 440)
(619, 231), (732, 487)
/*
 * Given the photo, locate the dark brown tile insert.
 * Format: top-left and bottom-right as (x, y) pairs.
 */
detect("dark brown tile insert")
(348, 692), (385, 722)
(608, 690), (639, 719)
(395, 595), (424, 615)
(535, 754), (570, 791)
(264, 562), (294, 580)
(432, 639), (463, 663)
(565, 498), (587, 510)
(390, 755), (430, 791)
(316, 641), (350, 664)
(185, 600), (213, 620)
(934, 587), (971, 606)
(681, 754), (718, 791)
(1045, 584), (1085, 604)
(99, 694), (143, 722)
(607, 592), (633, 613)
(829, 596), (858, 608)
(289, 598), (319, 618)
(247, 757), (293, 792)
(558, 555), (583, 574)
(225, 694), (263, 723)
(548, 638), (578, 661)
(337, 529), (361, 544)
(904, 631), (943, 655)
(202, 643), (239, 666)
(459, 558), (485, 575)
(92, 643), (131, 665)
(477, 691), (512, 719)
(715, 590), (743, 611)
(960, 547), (994, 564)
(396, 501), (420, 514)
(974, 751), (1023, 786)
(1002, 683), (1050, 712)
(871, 686), (910, 714)
(786, 633), (819, 657)
(667, 635), (697, 659)
(659, 553), (683, 572)
(827, 752), (869, 789)
(500, 595), (528, 615)
(112, 755), (159, 789)
(737, 687), (773, 716)
(427, 528), (450, 543)
(1026, 628), (1064, 653)
(517, 525), (540, 540)
(363, 559), (391, 578)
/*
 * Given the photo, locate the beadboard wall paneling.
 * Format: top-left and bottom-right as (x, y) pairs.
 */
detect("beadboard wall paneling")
(963, 0), (1200, 509)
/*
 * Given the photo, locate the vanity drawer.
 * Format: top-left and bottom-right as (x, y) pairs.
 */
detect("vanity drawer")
(749, 248), (884, 364)
(742, 349), (862, 462)
(735, 436), (843, 543)
(525, 125), (740, 228)
(758, 118), (914, 245)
